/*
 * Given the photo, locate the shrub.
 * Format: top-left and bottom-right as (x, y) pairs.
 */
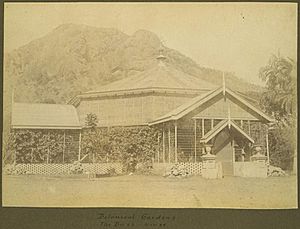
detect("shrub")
(3, 163), (24, 175)
(5, 129), (80, 164)
(81, 126), (160, 173)
(69, 161), (84, 174)
(269, 124), (295, 170)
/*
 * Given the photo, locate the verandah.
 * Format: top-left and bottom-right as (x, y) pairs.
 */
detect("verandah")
(155, 118), (270, 164)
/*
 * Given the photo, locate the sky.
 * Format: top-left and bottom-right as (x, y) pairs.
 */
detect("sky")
(4, 3), (297, 85)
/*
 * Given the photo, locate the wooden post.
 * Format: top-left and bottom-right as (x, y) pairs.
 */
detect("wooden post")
(259, 122), (262, 144)
(202, 119), (205, 154)
(175, 121), (178, 163)
(78, 131), (82, 161)
(157, 133), (160, 163)
(47, 147), (50, 164)
(241, 120), (244, 129)
(248, 120), (251, 136)
(211, 119), (214, 129)
(162, 125), (165, 163)
(266, 128), (270, 164)
(31, 148), (34, 164)
(62, 130), (66, 164)
(14, 150), (17, 164)
(194, 119), (197, 162)
(47, 131), (50, 164)
(168, 125), (171, 163)
(232, 139), (235, 163)
(241, 148), (245, 162)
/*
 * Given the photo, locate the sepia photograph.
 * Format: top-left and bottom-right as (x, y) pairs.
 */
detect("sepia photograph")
(2, 2), (297, 209)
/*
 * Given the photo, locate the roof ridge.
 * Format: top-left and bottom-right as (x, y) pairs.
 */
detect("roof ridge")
(85, 62), (216, 94)
(149, 86), (274, 125)
(14, 102), (75, 107)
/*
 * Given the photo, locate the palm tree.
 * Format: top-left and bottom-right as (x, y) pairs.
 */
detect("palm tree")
(259, 54), (296, 118)
(259, 54), (297, 172)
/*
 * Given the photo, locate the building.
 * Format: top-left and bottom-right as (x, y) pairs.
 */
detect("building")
(69, 54), (274, 177)
(69, 55), (216, 127)
(11, 102), (81, 164)
(10, 54), (274, 177)
(149, 85), (274, 176)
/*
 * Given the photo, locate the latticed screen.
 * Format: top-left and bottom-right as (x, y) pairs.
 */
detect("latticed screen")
(15, 163), (123, 175)
(155, 125), (176, 163)
(13, 129), (80, 164)
(177, 120), (195, 162)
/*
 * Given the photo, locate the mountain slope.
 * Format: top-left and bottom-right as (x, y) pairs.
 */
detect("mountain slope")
(5, 23), (262, 105)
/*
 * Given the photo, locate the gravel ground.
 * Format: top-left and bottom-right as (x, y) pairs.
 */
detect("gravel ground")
(2, 174), (297, 208)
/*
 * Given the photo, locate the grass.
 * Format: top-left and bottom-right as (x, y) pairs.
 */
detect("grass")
(2, 174), (297, 208)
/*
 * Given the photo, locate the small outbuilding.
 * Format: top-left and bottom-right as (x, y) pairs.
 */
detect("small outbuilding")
(11, 102), (82, 164)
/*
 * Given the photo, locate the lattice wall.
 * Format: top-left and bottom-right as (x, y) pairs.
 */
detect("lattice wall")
(178, 162), (202, 175)
(82, 163), (122, 174)
(153, 162), (202, 175)
(16, 163), (123, 175)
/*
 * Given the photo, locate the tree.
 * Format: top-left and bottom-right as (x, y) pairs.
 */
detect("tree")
(85, 113), (98, 128)
(259, 54), (296, 171)
(82, 113), (99, 163)
(259, 54), (296, 119)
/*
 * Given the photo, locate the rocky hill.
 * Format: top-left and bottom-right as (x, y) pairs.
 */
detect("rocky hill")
(5, 23), (262, 105)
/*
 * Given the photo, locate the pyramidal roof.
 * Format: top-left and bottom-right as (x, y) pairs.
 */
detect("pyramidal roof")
(86, 56), (217, 94)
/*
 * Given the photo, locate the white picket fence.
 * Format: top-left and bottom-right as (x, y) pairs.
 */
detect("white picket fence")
(15, 163), (123, 175)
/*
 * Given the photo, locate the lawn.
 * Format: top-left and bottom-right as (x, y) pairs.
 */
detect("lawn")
(2, 174), (297, 209)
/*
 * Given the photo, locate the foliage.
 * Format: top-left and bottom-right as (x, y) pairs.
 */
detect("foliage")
(85, 113), (98, 128)
(7, 129), (79, 164)
(259, 54), (296, 170)
(3, 163), (25, 175)
(81, 126), (160, 173)
(3, 131), (16, 164)
(268, 165), (286, 177)
(135, 161), (154, 175)
(69, 161), (84, 174)
(259, 54), (296, 119)
(268, 123), (296, 170)
(163, 164), (189, 178)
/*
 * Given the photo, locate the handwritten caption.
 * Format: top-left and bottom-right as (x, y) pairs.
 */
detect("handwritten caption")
(97, 213), (176, 228)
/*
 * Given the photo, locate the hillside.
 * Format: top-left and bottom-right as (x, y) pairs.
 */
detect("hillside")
(5, 23), (263, 105)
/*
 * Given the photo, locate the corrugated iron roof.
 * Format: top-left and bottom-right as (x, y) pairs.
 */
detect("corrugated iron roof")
(12, 103), (81, 129)
(87, 62), (217, 94)
(149, 87), (274, 125)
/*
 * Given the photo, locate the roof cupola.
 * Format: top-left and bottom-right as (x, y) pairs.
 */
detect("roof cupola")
(156, 46), (167, 67)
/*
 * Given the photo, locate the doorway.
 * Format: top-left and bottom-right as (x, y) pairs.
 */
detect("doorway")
(212, 128), (234, 176)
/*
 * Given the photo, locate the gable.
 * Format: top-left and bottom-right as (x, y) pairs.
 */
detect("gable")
(193, 96), (258, 120)
(199, 119), (255, 143)
(149, 87), (274, 126)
